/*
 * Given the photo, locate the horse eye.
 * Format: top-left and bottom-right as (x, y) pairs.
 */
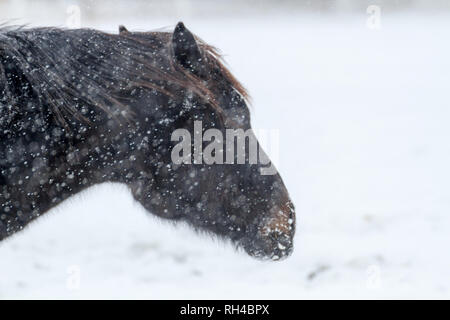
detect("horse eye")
(220, 89), (243, 109)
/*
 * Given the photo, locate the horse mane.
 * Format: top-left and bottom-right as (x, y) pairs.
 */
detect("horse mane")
(0, 26), (249, 129)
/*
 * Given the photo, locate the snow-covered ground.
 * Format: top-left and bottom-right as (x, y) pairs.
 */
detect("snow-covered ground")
(1, 9), (449, 299)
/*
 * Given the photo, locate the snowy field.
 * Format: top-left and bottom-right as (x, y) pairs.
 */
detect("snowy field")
(1, 6), (450, 299)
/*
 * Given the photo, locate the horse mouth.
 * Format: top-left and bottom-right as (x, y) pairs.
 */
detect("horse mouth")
(242, 230), (294, 261)
(241, 201), (296, 261)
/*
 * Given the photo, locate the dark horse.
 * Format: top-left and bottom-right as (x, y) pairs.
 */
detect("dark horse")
(0, 22), (295, 260)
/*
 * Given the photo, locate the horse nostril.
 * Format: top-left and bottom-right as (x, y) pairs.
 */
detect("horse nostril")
(263, 201), (295, 237)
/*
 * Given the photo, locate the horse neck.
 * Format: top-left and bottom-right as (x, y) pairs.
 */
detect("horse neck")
(0, 122), (136, 240)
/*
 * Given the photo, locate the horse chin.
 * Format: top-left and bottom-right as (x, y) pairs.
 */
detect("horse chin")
(240, 226), (294, 261)
(240, 232), (294, 261)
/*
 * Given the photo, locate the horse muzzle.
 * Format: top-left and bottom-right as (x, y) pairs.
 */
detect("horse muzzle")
(242, 200), (296, 261)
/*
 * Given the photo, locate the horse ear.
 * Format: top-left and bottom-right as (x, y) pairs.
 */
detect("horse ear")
(119, 25), (129, 34)
(172, 22), (204, 75)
